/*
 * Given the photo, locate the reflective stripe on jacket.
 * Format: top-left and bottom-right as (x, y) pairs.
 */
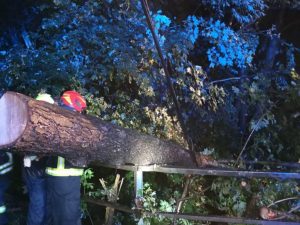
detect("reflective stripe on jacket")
(0, 153), (13, 175)
(46, 156), (83, 177)
(0, 205), (6, 214)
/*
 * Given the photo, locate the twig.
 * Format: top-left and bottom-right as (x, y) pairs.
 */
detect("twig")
(86, 208), (95, 225)
(105, 174), (122, 225)
(235, 113), (267, 166)
(118, 177), (124, 196)
(270, 205), (300, 221)
(173, 176), (192, 225)
(21, 28), (33, 49)
(288, 204), (300, 214)
(209, 77), (241, 85)
(267, 197), (300, 208)
(99, 178), (107, 190)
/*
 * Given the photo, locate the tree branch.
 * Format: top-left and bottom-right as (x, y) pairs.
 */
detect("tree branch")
(235, 113), (267, 166)
(209, 77), (241, 85)
(267, 197), (300, 208)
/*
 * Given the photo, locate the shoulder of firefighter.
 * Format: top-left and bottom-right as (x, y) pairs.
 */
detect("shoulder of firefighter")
(0, 152), (13, 175)
(46, 156), (84, 177)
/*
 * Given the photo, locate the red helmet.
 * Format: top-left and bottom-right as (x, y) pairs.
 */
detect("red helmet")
(60, 91), (86, 112)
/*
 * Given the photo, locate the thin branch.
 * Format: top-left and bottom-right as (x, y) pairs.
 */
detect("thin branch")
(173, 176), (192, 225)
(270, 205), (300, 221)
(235, 113), (267, 166)
(282, 40), (300, 53)
(209, 77), (241, 85)
(173, 182), (212, 225)
(118, 177), (124, 196)
(176, 177), (191, 213)
(288, 204), (300, 214)
(86, 208), (95, 225)
(235, 98), (282, 167)
(267, 197), (300, 208)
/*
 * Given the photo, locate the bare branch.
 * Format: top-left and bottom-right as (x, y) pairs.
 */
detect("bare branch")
(235, 113), (267, 166)
(267, 197), (300, 208)
(209, 77), (241, 85)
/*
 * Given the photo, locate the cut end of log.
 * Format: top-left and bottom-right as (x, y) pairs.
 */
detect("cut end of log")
(0, 92), (28, 147)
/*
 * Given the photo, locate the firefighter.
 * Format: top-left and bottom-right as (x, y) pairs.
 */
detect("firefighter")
(0, 152), (13, 225)
(45, 90), (86, 225)
(23, 93), (54, 225)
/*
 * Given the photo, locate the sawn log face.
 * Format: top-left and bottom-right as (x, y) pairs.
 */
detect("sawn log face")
(0, 92), (198, 168)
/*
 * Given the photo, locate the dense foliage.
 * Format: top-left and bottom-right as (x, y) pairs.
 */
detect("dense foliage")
(0, 0), (299, 224)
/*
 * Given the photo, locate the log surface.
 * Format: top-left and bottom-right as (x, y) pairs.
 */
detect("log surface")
(0, 91), (199, 168)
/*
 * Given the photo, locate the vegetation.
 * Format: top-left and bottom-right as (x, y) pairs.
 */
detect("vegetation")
(0, 0), (299, 224)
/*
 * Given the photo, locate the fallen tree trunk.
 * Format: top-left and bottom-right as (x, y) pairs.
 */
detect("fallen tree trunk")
(0, 91), (212, 168)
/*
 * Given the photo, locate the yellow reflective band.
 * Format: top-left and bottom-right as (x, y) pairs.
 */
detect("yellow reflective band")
(57, 156), (65, 169)
(36, 93), (55, 104)
(0, 205), (6, 214)
(46, 167), (84, 176)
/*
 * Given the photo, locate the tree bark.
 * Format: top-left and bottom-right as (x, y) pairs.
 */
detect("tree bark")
(0, 91), (203, 168)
